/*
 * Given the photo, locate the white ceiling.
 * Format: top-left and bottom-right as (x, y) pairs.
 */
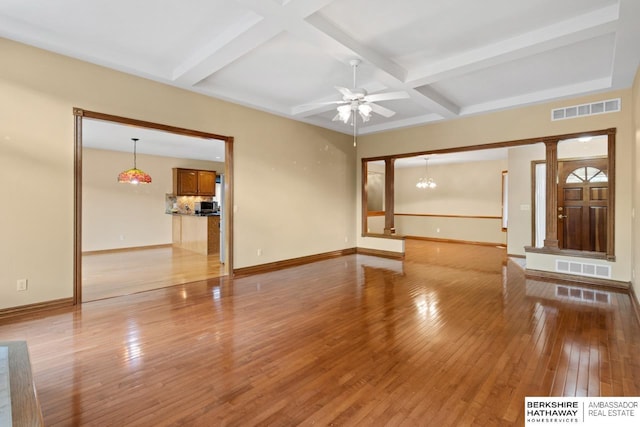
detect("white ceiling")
(83, 119), (226, 162)
(1, 0), (638, 137)
(83, 115), (509, 166)
(384, 135), (607, 168)
(395, 148), (509, 168)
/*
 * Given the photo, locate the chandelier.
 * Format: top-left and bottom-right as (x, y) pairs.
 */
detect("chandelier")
(117, 138), (152, 184)
(416, 158), (436, 189)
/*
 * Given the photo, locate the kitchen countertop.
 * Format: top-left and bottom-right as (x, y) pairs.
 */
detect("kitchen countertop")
(167, 211), (220, 217)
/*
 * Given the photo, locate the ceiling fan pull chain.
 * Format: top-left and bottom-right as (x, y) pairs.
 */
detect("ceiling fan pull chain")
(353, 115), (357, 147)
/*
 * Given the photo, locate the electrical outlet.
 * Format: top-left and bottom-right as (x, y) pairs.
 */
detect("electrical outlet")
(17, 279), (27, 291)
(257, 248), (262, 256)
(436, 228), (440, 233)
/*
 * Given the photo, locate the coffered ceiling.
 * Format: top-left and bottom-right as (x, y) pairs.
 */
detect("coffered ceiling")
(1, 0), (638, 135)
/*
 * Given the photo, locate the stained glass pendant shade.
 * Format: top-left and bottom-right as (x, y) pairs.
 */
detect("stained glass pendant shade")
(118, 138), (152, 184)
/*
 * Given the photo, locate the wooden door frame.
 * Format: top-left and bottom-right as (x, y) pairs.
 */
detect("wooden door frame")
(527, 131), (615, 259)
(73, 108), (234, 305)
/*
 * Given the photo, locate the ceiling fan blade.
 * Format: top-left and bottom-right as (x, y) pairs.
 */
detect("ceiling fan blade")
(298, 100), (346, 108)
(369, 102), (396, 118)
(364, 91), (410, 103)
(335, 86), (355, 98)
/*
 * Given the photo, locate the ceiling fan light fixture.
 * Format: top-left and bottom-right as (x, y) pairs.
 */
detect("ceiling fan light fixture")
(337, 104), (352, 123)
(358, 104), (372, 122)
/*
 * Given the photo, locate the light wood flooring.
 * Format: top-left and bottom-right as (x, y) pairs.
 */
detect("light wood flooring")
(82, 245), (223, 301)
(1, 240), (639, 425)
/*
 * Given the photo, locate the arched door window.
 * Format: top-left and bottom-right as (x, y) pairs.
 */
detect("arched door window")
(565, 167), (608, 184)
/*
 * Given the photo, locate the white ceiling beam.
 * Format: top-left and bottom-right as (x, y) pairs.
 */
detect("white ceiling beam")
(231, 0), (460, 119)
(233, 0), (335, 24)
(304, 13), (407, 83)
(356, 114), (443, 135)
(610, 0), (640, 88)
(171, 13), (271, 85)
(459, 77), (613, 117)
(233, 0), (405, 80)
(305, 14), (459, 118)
(407, 4), (620, 87)
(408, 86), (460, 117)
(292, 97), (343, 118)
(173, 0), (336, 86)
(169, 0), (622, 129)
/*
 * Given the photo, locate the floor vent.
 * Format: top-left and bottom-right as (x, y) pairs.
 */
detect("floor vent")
(555, 284), (610, 304)
(555, 259), (611, 279)
(551, 98), (620, 121)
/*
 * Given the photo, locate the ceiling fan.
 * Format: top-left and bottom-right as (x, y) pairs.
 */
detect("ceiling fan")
(305, 59), (409, 146)
(311, 59), (409, 125)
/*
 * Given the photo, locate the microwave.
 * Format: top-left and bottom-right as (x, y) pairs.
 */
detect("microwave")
(194, 201), (214, 213)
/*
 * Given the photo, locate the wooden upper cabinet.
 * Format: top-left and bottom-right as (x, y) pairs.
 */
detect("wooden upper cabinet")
(197, 170), (216, 196)
(173, 168), (216, 196)
(174, 169), (198, 195)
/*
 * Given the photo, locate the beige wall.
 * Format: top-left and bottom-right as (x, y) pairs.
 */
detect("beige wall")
(82, 148), (222, 251)
(358, 89), (634, 282)
(506, 143), (545, 255)
(394, 159), (507, 244)
(0, 38), (355, 310)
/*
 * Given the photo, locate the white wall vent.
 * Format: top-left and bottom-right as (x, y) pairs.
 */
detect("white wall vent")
(555, 284), (610, 304)
(555, 259), (611, 279)
(551, 98), (620, 121)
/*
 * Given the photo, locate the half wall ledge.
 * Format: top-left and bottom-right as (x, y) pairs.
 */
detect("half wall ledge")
(524, 247), (626, 291)
(524, 245), (614, 261)
(525, 268), (629, 291)
(356, 247), (404, 259)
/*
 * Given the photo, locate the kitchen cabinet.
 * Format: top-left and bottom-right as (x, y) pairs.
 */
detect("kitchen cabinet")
(207, 216), (220, 254)
(173, 168), (216, 196)
(172, 215), (182, 244)
(172, 214), (220, 256)
(197, 170), (216, 196)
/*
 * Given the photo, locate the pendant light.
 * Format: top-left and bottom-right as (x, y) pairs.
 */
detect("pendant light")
(117, 138), (152, 184)
(416, 157), (436, 189)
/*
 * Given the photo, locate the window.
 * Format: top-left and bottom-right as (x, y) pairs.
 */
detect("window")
(565, 167), (607, 183)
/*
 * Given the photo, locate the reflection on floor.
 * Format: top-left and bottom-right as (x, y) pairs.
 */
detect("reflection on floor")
(82, 245), (223, 301)
(510, 256), (526, 270)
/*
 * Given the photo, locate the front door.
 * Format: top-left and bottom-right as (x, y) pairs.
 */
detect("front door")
(557, 158), (608, 251)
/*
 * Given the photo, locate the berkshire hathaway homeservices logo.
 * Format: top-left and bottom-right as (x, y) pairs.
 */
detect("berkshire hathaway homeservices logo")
(525, 397), (639, 426)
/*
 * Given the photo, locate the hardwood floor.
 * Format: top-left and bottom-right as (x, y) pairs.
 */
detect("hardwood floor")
(82, 245), (223, 301)
(1, 240), (639, 425)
